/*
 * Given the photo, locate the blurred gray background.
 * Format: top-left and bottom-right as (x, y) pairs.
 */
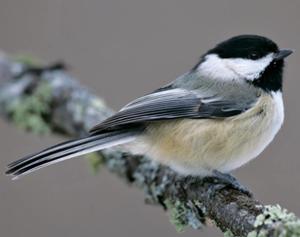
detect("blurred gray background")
(0, 0), (300, 236)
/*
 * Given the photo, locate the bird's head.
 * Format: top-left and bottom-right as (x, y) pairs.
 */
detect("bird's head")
(195, 35), (293, 92)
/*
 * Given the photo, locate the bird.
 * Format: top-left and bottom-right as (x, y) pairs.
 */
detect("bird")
(6, 35), (293, 192)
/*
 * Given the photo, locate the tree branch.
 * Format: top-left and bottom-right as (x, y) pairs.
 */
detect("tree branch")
(1, 52), (299, 237)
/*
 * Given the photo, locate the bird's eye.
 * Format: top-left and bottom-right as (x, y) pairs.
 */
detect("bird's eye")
(249, 53), (258, 60)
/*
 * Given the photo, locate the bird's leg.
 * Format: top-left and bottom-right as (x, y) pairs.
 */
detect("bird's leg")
(205, 170), (253, 197)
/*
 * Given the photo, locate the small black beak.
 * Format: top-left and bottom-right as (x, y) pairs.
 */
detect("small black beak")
(274, 49), (293, 61)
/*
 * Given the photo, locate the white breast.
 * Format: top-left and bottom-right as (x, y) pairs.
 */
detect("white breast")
(138, 91), (284, 176)
(218, 91), (284, 173)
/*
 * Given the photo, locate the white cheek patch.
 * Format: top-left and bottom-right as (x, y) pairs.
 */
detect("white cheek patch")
(224, 53), (274, 81)
(197, 53), (274, 82)
(197, 54), (237, 81)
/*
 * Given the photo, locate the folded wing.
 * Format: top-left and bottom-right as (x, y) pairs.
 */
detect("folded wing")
(90, 88), (254, 134)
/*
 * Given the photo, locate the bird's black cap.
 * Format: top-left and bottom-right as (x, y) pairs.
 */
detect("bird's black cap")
(191, 35), (293, 92)
(207, 35), (279, 60)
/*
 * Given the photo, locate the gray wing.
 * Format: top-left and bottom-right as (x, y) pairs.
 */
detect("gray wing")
(89, 88), (255, 134)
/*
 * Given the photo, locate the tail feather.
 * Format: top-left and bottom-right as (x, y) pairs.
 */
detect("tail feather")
(7, 135), (104, 168)
(6, 130), (138, 179)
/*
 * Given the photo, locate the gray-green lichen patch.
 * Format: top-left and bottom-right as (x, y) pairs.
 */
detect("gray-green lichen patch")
(102, 149), (129, 179)
(165, 199), (190, 232)
(185, 200), (204, 229)
(86, 152), (105, 174)
(13, 54), (42, 67)
(247, 205), (300, 237)
(7, 81), (52, 134)
(224, 229), (235, 237)
(164, 199), (203, 232)
(133, 159), (166, 203)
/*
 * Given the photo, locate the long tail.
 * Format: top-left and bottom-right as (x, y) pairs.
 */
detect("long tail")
(6, 130), (140, 179)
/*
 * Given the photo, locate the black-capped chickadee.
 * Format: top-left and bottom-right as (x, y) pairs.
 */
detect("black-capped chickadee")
(6, 35), (293, 186)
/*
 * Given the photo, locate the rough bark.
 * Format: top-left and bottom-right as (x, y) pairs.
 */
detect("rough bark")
(1, 52), (299, 237)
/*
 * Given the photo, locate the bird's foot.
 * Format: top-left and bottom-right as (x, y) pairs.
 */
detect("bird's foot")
(204, 170), (253, 197)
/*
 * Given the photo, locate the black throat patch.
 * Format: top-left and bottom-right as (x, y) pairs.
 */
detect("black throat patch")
(251, 60), (284, 92)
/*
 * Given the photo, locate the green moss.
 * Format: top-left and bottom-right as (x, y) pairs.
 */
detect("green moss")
(164, 199), (203, 232)
(86, 152), (105, 174)
(164, 199), (189, 232)
(224, 229), (235, 237)
(14, 55), (42, 67)
(247, 205), (300, 237)
(7, 81), (52, 134)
